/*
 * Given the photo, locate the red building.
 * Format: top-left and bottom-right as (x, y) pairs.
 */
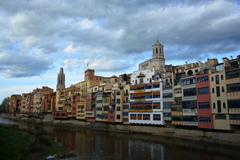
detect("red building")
(196, 73), (213, 129)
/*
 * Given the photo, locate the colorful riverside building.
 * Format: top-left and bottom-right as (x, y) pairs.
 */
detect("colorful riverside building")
(9, 95), (22, 113)
(181, 75), (198, 127)
(129, 69), (164, 125)
(21, 93), (33, 113)
(32, 86), (54, 113)
(196, 73), (213, 129)
(224, 56), (240, 127)
(162, 70), (174, 125)
(209, 62), (231, 130)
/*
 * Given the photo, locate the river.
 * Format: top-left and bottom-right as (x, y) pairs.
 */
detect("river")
(0, 117), (240, 160)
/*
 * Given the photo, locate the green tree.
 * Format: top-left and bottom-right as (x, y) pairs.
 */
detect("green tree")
(0, 97), (10, 113)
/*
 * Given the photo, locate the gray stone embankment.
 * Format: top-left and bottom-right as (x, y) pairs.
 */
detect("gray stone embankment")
(2, 113), (240, 147)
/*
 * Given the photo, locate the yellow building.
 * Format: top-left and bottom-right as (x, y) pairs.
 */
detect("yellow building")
(224, 57), (240, 126)
(209, 63), (231, 130)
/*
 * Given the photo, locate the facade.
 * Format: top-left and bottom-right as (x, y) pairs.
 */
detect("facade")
(123, 85), (130, 124)
(129, 69), (164, 125)
(224, 57), (240, 127)
(32, 87), (53, 113)
(181, 76), (198, 127)
(9, 95), (22, 113)
(196, 73), (213, 129)
(21, 93), (33, 113)
(209, 63), (231, 130)
(162, 72), (174, 125)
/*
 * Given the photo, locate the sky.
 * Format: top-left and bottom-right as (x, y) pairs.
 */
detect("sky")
(0, 0), (240, 102)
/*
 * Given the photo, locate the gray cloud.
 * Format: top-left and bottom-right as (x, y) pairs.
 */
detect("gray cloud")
(0, 0), (239, 76)
(0, 52), (53, 78)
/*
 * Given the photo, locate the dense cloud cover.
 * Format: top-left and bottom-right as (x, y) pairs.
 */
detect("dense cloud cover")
(0, 0), (239, 78)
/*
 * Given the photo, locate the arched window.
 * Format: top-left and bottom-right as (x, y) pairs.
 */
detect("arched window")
(156, 48), (158, 54)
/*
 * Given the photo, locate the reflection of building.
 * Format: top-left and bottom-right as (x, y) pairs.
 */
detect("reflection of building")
(129, 69), (164, 125)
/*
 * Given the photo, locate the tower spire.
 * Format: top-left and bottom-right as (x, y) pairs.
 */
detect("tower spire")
(56, 67), (65, 90)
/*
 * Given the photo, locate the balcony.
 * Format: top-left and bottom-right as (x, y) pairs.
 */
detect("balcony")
(182, 109), (197, 116)
(227, 91), (240, 99)
(171, 111), (182, 116)
(172, 121), (183, 125)
(164, 117), (172, 121)
(85, 111), (95, 118)
(226, 77), (240, 84)
(230, 120), (240, 125)
(229, 108), (240, 114)
(183, 121), (198, 126)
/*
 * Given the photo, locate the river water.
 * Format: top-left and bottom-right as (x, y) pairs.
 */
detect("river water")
(0, 117), (240, 160)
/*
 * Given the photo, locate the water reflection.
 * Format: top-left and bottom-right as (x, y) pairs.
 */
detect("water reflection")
(0, 117), (240, 160)
(49, 127), (239, 160)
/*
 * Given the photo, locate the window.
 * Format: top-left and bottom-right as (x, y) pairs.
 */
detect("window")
(226, 69), (240, 79)
(117, 115), (120, 119)
(223, 102), (226, 109)
(137, 114), (142, 120)
(215, 114), (226, 120)
(228, 100), (240, 109)
(213, 102), (216, 109)
(215, 75), (219, 84)
(216, 86), (220, 97)
(222, 87), (225, 92)
(221, 75), (224, 80)
(212, 88), (215, 93)
(163, 93), (173, 98)
(116, 99), (121, 104)
(182, 100), (197, 109)
(197, 76), (208, 83)
(153, 114), (161, 121)
(143, 114), (150, 120)
(211, 76), (214, 81)
(217, 100), (221, 112)
(116, 106), (121, 111)
(229, 114), (240, 120)
(198, 102), (210, 109)
(183, 88), (196, 97)
(198, 87), (209, 95)
(199, 117), (211, 123)
(227, 83), (240, 92)
(181, 78), (196, 86)
(130, 114), (136, 120)
(153, 83), (160, 88)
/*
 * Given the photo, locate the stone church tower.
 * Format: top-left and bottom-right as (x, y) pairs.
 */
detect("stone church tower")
(152, 40), (165, 72)
(138, 40), (165, 73)
(56, 67), (65, 90)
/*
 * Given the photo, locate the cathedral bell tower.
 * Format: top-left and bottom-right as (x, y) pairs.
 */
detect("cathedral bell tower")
(152, 40), (165, 73)
(56, 67), (65, 90)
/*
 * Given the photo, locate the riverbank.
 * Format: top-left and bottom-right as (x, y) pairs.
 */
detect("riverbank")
(0, 124), (64, 160)
(2, 113), (240, 147)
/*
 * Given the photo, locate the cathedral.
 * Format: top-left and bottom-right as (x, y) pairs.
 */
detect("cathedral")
(139, 40), (165, 73)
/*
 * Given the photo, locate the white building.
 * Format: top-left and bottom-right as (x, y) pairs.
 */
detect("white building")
(129, 69), (164, 125)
